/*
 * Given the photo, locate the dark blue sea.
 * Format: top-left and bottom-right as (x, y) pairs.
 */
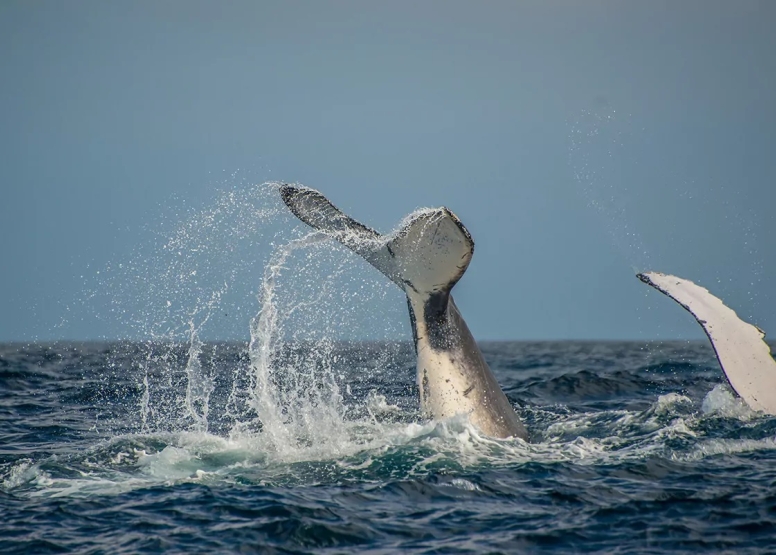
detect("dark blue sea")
(2, 340), (775, 554)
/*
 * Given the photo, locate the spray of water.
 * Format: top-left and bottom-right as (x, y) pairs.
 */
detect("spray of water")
(67, 181), (413, 465)
(568, 106), (651, 271)
(236, 232), (350, 457)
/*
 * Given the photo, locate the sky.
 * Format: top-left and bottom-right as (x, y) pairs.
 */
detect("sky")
(1, 0), (775, 342)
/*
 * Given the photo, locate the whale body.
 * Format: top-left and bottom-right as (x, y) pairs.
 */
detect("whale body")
(280, 185), (528, 440)
(638, 271), (776, 415)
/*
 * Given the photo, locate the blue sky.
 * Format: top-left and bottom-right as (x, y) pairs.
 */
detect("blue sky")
(1, 1), (774, 341)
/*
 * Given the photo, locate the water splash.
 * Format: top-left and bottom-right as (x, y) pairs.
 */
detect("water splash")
(182, 319), (213, 432)
(235, 232), (346, 456)
(138, 346), (153, 433)
(78, 183), (286, 343)
(70, 181), (408, 463)
(701, 383), (754, 419)
(230, 226), (412, 462)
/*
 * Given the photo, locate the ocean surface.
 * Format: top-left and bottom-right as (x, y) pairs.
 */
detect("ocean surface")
(2, 340), (775, 554)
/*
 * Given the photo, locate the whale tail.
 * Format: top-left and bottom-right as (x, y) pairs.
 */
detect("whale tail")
(638, 271), (776, 415)
(280, 183), (528, 440)
(279, 184), (473, 297)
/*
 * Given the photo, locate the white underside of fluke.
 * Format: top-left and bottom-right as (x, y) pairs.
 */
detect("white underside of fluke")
(639, 271), (776, 415)
(385, 208), (473, 296)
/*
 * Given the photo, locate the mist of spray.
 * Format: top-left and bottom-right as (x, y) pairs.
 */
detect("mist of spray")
(78, 182), (407, 460)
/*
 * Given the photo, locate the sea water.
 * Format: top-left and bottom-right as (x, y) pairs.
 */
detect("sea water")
(2, 184), (774, 553)
(2, 341), (775, 553)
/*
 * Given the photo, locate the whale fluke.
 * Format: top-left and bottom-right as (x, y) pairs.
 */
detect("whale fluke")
(638, 271), (776, 415)
(279, 183), (527, 439)
(279, 183), (474, 297)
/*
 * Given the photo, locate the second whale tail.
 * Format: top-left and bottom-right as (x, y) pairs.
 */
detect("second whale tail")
(638, 271), (776, 415)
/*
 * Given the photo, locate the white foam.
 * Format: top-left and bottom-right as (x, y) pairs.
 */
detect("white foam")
(2, 460), (36, 490)
(654, 392), (693, 415)
(702, 384), (755, 419)
(449, 478), (480, 491)
(681, 437), (776, 461)
(6, 393), (776, 500)
(365, 391), (402, 419)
